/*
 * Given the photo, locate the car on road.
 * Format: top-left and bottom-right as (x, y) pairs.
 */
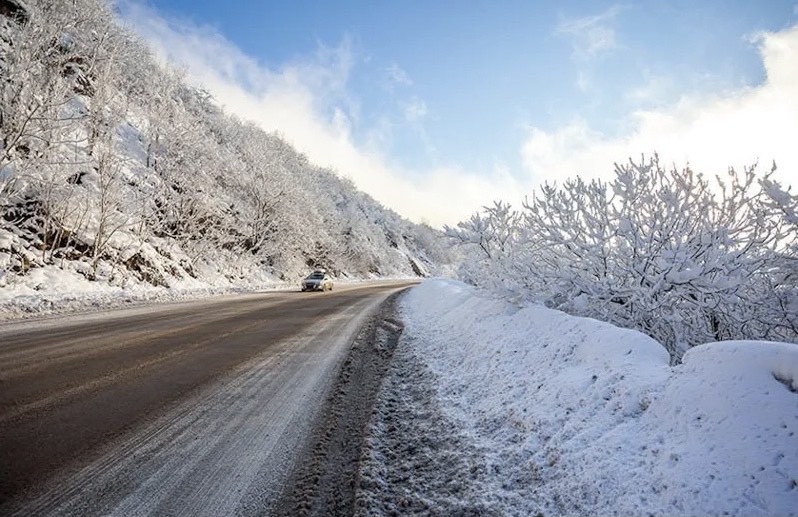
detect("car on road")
(301, 270), (334, 292)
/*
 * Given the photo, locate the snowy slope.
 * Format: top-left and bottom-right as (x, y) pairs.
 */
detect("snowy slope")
(370, 279), (798, 516)
(0, 1), (449, 309)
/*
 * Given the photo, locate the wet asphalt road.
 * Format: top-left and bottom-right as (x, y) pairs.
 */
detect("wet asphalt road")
(0, 281), (415, 515)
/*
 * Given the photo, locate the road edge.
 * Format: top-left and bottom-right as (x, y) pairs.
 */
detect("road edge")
(271, 288), (410, 517)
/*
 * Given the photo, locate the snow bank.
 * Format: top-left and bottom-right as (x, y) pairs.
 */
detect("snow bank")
(0, 262), (288, 321)
(400, 278), (798, 516)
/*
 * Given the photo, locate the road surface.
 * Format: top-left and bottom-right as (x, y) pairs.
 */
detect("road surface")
(0, 281), (415, 516)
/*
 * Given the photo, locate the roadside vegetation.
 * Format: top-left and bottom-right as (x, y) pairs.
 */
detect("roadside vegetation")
(446, 156), (797, 361)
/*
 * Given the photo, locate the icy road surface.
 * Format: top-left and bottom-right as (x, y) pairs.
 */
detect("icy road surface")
(0, 281), (415, 516)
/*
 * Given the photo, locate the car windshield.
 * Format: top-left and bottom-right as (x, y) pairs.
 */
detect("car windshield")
(309, 272), (325, 279)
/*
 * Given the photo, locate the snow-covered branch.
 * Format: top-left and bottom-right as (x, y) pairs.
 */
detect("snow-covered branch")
(449, 155), (797, 361)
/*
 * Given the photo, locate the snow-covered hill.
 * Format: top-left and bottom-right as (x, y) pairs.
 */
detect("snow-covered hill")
(0, 0), (449, 310)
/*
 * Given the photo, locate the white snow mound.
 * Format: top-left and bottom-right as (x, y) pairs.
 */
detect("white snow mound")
(400, 278), (798, 516)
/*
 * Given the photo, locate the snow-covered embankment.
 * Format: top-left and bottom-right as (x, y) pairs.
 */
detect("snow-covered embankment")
(368, 279), (798, 516)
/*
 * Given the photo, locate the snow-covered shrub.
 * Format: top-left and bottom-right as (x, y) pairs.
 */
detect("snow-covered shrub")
(445, 200), (530, 301)
(448, 155), (797, 361)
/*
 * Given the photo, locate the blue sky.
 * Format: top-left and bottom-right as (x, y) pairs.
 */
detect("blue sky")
(118, 1), (798, 225)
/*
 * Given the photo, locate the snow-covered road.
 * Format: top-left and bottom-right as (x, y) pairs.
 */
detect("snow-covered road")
(0, 282), (413, 516)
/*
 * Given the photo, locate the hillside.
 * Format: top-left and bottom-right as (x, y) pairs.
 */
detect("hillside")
(0, 0), (449, 302)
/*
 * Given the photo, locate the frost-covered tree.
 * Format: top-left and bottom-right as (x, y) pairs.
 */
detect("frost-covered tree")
(445, 201), (526, 297)
(1, 1), (76, 179)
(0, 0), (118, 265)
(449, 155), (797, 361)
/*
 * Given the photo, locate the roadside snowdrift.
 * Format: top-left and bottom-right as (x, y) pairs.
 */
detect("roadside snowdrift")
(397, 279), (798, 516)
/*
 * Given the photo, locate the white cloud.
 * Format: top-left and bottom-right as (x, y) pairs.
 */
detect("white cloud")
(402, 97), (428, 123)
(117, 2), (517, 227)
(522, 23), (798, 190)
(384, 64), (413, 88)
(625, 70), (677, 106)
(556, 5), (624, 91)
(557, 5), (623, 59)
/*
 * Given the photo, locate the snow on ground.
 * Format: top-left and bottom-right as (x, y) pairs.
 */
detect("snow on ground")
(361, 278), (798, 516)
(0, 261), (289, 321)
(0, 261), (413, 322)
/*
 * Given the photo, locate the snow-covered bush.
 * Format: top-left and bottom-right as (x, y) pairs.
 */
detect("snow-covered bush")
(447, 155), (797, 360)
